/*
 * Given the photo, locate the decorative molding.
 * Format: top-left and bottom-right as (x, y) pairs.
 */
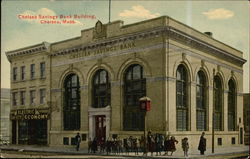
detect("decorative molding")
(6, 42), (50, 61)
(169, 44), (243, 74)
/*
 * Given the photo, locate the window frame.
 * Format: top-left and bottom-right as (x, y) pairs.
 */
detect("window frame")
(92, 69), (111, 108)
(176, 64), (189, 131)
(228, 79), (236, 131)
(20, 91), (26, 105)
(12, 92), (18, 106)
(30, 90), (36, 105)
(21, 66), (25, 80)
(13, 67), (17, 81)
(213, 75), (223, 131)
(30, 64), (35, 79)
(123, 64), (146, 131)
(40, 89), (46, 104)
(63, 74), (81, 131)
(196, 71), (207, 131)
(40, 62), (45, 78)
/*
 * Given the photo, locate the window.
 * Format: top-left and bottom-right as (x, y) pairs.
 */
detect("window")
(30, 90), (36, 105)
(20, 91), (25, 105)
(228, 79), (236, 131)
(123, 64), (146, 131)
(21, 66), (25, 80)
(214, 75), (223, 131)
(196, 71), (207, 131)
(40, 62), (45, 78)
(40, 89), (46, 104)
(12, 92), (18, 106)
(231, 137), (235, 144)
(63, 137), (69, 145)
(176, 64), (189, 131)
(92, 69), (110, 108)
(13, 67), (17, 81)
(217, 138), (222, 145)
(30, 64), (35, 79)
(63, 74), (80, 130)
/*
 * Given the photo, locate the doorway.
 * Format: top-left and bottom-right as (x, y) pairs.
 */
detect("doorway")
(95, 115), (106, 145)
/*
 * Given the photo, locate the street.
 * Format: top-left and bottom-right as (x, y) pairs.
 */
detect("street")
(0, 150), (249, 159)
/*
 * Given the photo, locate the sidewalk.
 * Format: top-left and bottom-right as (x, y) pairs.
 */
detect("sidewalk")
(0, 144), (249, 158)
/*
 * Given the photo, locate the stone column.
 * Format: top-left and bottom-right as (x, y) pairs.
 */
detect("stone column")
(190, 82), (196, 131)
(224, 90), (228, 131)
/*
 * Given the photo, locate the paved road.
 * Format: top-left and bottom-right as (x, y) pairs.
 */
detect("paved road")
(0, 150), (249, 159)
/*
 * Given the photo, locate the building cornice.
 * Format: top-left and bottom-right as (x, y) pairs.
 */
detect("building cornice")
(5, 42), (50, 62)
(51, 26), (246, 66)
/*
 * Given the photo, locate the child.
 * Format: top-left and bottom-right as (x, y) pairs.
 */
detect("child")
(182, 137), (189, 157)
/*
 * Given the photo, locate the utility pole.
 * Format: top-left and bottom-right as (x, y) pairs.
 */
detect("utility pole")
(108, 0), (111, 23)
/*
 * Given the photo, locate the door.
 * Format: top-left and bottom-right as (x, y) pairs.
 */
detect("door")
(12, 121), (16, 144)
(95, 115), (106, 145)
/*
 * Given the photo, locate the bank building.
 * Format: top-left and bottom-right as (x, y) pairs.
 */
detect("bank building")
(6, 16), (246, 151)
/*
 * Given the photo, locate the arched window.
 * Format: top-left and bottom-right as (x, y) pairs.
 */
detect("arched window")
(214, 75), (223, 131)
(196, 71), (207, 131)
(176, 64), (189, 131)
(123, 64), (146, 131)
(92, 69), (110, 108)
(63, 74), (80, 130)
(228, 79), (236, 131)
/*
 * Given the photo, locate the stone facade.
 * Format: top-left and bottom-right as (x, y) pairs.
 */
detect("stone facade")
(6, 16), (246, 151)
(0, 88), (10, 143)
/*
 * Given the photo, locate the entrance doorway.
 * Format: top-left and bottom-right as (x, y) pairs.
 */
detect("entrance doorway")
(95, 115), (106, 145)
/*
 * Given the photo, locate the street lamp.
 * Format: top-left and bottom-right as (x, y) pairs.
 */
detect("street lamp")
(139, 96), (151, 156)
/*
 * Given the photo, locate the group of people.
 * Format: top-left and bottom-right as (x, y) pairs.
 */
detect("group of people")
(75, 131), (207, 157)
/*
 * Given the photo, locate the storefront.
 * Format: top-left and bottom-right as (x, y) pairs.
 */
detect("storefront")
(10, 108), (49, 145)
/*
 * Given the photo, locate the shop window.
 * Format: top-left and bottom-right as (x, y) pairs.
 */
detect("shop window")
(92, 69), (110, 108)
(63, 74), (80, 130)
(196, 70), (207, 131)
(123, 64), (145, 131)
(228, 79), (236, 131)
(214, 75), (223, 131)
(176, 64), (189, 131)
(63, 137), (69, 145)
(18, 121), (28, 144)
(217, 138), (222, 145)
(231, 137), (235, 145)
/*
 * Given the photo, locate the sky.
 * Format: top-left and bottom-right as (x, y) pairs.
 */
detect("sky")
(1, 0), (249, 93)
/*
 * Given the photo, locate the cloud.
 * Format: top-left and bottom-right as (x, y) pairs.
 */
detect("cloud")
(202, 8), (234, 20)
(17, 8), (83, 26)
(119, 5), (160, 19)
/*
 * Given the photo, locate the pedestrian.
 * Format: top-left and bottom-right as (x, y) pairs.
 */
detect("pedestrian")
(147, 131), (155, 156)
(92, 137), (98, 153)
(182, 137), (189, 157)
(155, 134), (161, 156)
(169, 136), (178, 156)
(75, 132), (81, 151)
(134, 138), (139, 155)
(198, 132), (206, 155)
(164, 135), (171, 155)
(88, 137), (92, 153)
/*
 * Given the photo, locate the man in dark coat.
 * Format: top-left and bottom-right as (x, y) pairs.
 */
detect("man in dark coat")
(198, 132), (206, 155)
(75, 132), (81, 151)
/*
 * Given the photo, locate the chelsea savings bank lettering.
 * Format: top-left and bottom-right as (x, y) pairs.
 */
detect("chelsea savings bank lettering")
(69, 42), (135, 59)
